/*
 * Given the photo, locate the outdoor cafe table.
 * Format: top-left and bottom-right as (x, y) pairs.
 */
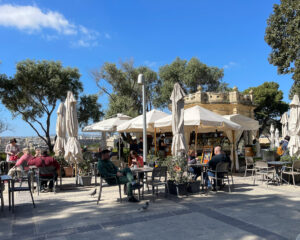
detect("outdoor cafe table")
(267, 161), (291, 185)
(0, 175), (13, 211)
(188, 162), (209, 191)
(131, 166), (154, 199)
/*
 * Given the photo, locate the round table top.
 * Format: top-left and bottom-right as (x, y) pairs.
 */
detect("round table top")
(188, 163), (209, 167)
(131, 166), (154, 173)
(268, 161), (291, 166)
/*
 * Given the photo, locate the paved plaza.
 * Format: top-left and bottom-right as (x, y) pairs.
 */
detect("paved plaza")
(1, 176), (300, 240)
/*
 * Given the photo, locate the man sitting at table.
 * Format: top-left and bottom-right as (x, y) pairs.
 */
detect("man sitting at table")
(205, 146), (231, 190)
(28, 150), (60, 192)
(98, 149), (140, 203)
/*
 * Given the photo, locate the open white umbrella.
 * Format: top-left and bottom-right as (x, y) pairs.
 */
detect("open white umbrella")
(170, 83), (187, 156)
(280, 112), (289, 138)
(270, 124), (275, 149)
(53, 103), (67, 156)
(275, 128), (280, 147)
(288, 95), (300, 157)
(83, 114), (132, 132)
(117, 109), (169, 133)
(64, 91), (83, 164)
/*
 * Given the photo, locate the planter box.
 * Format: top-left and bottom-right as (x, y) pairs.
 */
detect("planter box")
(168, 180), (187, 196)
(63, 167), (73, 177)
(187, 181), (201, 193)
(79, 176), (92, 186)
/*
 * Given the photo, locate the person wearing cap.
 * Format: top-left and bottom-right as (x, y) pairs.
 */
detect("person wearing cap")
(98, 149), (139, 202)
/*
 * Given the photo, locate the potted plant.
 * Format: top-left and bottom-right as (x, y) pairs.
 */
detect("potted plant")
(78, 153), (93, 186)
(165, 155), (188, 196)
(55, 156), (73, 177)
(187, 175), (201, 194)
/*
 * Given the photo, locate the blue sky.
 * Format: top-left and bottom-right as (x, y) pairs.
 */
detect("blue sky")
(0, 0), (293, 137)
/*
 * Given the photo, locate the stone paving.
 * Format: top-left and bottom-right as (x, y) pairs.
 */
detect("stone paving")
(1, 175), (300, 240)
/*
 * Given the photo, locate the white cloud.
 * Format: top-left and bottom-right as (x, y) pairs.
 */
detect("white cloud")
(0, 4), (106, 48)
(0, 4), (76, 35)
(144, 60), (158, 68)
(223, 61), (237, 69)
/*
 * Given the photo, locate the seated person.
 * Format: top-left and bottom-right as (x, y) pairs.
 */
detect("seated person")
(8, 148), (33, 177)
(28, 150), (60, 192)
(205, 146), (230, 190)
(187, 149), (201, 180)
(98, 149), (139, 203)
(128, 151), (144, 168)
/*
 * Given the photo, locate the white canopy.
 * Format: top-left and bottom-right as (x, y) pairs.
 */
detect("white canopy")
(270, 124), (275, 149)
(223, 114), (259, 131)
(117, 109), (170, 133)
(53, 103), (67, 156)
(288, 95), (300, 157)
(154, 105), (241, 132)
(281, 112), (289, 137)
(83, 114), (132, 132)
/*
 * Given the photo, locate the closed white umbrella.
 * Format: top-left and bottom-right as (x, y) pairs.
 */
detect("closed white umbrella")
(64, 91), (83, 164)
(53, 103), (67, 156)
(275, 128), (280, 147)
(288, 95), (300, 157)
(170, 83), (187, 156)
(280, 112), (289, 138)
(270, 124), (275, 149)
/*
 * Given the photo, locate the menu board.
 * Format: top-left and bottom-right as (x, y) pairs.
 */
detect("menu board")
(201, 146), (213, 164)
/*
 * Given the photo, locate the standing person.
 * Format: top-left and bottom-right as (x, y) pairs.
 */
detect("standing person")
(8, 148), (33, 177)
(98, 149), (139, 202)
(5, 138), (20, 169)
(28, 150), (60, 192)
(130, 139), (139, 152)
(138, 137), (143, 155)
(158, 135), (166, 157)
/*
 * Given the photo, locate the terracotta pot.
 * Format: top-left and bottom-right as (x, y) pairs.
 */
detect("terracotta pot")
(245, 147), (254, 157)
(63, 167), (73, 177)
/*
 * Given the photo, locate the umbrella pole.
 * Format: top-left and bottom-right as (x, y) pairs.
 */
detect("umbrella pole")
(232, 130), (236, 172)
(154, 128), (157, 155)
(75, 163), (78, 185)
(195, 127), (198, 156)
(119, 133), (121, 161)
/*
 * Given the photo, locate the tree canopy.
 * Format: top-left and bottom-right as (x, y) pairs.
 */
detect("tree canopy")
(0, 60), (83, 150)
(153, 57), (225, 108)
(265, 0), (300, 97)
(92, 60), (158, 117)
(77, 94), (104, 128)
(243, 82), (289, 135)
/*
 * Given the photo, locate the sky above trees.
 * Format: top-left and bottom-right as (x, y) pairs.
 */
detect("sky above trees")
(0, 0), (294, 136)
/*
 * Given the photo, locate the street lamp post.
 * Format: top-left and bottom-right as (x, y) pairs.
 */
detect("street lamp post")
(138, 74), (147, 163)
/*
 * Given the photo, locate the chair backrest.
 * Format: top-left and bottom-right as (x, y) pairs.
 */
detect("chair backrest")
(293, 160), (300, 171)
(215, 162), (229, 173)
(245, 157), (254, 165)
(254, 161), (268, 169)
(38, 158), (56, 176)
(152, 166), (167, 180)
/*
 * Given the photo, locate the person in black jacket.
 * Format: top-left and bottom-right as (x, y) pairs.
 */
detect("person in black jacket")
(205, 146), (230, 190)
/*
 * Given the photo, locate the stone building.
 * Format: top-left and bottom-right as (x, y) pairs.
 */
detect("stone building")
(183, 86), (256, 118)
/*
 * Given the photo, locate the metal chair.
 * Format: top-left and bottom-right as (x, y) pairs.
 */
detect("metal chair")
(9, 171), (36, 213)
(281, 160), (300, 186)
(209, 162), (233, 192)
(37, 165), (58, 194)
(244, 157), (255, 177)
(97, 175), (122, 204)
(146, 167), (168, 200)
(0, 179), (4, 211)
(253, 161), (275, 186)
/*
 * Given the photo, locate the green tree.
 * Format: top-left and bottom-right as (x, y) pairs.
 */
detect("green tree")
(77, 94), (104, 128)
(153, 57), (225, 108)
(92, 60), (158, 117)
(243, 82), (289, 135)
(265, 0), (300, 97)
(0, 60), (83, 151)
